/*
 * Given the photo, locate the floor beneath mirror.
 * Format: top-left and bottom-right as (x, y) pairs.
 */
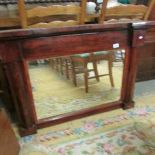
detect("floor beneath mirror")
(18, 89), (155, 155)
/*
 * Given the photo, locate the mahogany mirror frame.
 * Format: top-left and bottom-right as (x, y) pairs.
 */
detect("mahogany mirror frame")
(0, 22), (150, 136)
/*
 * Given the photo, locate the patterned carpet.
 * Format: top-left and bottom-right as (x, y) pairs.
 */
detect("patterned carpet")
(21, 60), (155, 155)
(28, 61), (123, 119)
(19, 95), (155, 155)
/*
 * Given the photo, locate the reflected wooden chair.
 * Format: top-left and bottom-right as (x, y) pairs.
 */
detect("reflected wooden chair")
(71, 51), (114, 93)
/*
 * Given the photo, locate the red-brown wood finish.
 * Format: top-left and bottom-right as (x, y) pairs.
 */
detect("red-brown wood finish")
(136, 22), (155, 81)
(0, 22), (152, 136)
(0, 108), (20, 155)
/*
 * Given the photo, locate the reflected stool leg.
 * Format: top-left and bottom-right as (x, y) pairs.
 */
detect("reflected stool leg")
(108, 54), (114, 87)
(84, 62), (88, 93)
(71, 59), (77, 87)
(92, 61), (100, 82)
(60, 57), (64, 75)
(65, 58), (70, 79)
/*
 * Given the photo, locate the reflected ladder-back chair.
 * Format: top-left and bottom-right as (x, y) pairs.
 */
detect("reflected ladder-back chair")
(70, 0), (115, 93)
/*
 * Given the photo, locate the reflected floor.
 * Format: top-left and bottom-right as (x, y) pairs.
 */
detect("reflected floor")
(29, 61), (123, 119)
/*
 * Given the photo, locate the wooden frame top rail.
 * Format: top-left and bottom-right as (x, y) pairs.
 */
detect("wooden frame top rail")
(0, 23), (130, 40)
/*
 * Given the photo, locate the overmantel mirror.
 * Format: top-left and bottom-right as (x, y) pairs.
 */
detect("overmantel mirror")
(28, 47), (125, 120)
(19, 21), (136, 135)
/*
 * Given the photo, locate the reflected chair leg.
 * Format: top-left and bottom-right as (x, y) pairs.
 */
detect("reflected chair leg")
(55, 58), (59, 71)
(84, 62), (88, 93)
(108, 55), (114, 87)
(92, 61), (100, 82)
(60, 57), (64, 75)
(111, 51), (115, 67)
(65, 58), (69, 79)
(71, 60), (77, 86)
(49, 59), (54, 69)
(120, 50), (125, 64)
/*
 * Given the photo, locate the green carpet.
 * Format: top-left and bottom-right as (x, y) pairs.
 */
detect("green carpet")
(19, 95), (155, 155)
(28, 61), (123, 119)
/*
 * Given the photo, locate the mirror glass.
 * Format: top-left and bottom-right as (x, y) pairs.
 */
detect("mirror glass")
(28, 50), (125, 119)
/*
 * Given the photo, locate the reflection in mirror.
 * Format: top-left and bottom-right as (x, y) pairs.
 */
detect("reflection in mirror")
(28, 50), (125, 119)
